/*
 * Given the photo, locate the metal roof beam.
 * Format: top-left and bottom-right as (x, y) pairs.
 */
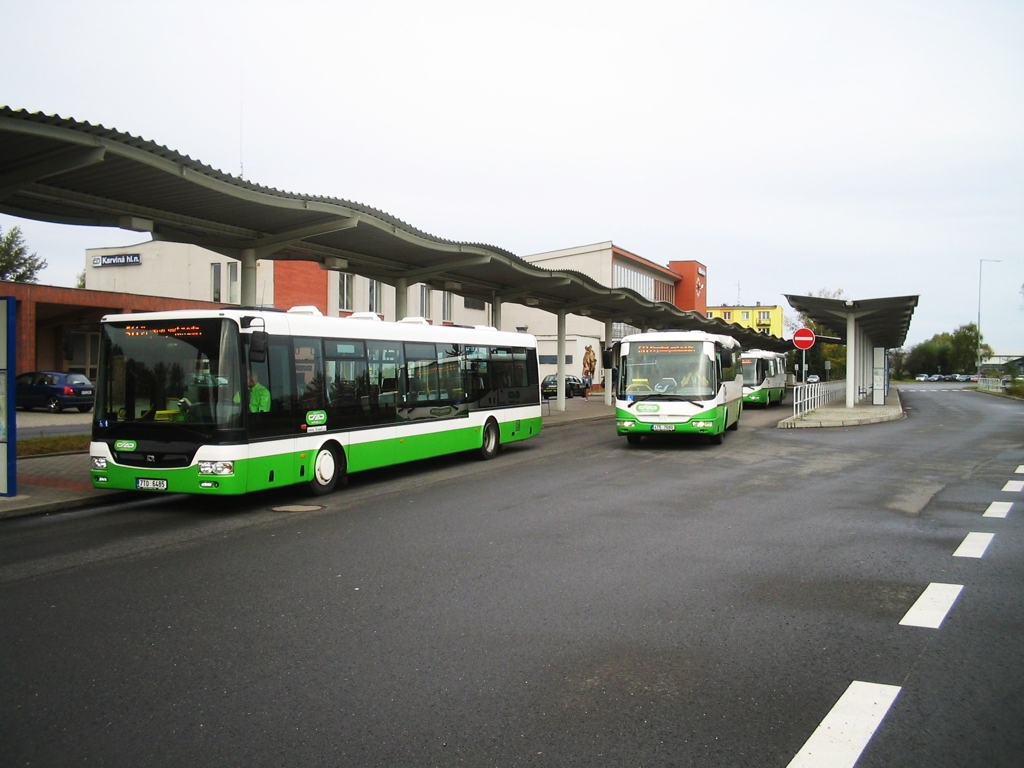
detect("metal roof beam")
(0, 146), (106, 202)
(393, 255), (494, 282)
(237, 217), (361, 257)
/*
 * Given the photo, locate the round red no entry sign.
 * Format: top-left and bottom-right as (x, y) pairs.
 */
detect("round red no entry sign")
(793, 327), (816, 350)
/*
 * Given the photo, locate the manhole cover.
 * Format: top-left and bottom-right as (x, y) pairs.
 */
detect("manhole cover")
(272, 504), (323, 513)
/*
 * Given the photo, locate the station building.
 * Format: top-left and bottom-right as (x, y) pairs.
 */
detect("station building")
(500, 242), (708, 384)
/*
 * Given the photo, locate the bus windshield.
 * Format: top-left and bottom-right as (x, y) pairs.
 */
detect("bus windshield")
(96, 319), (243, 429)
(741, 358), (764, 385)
(620, 342), (716, 400)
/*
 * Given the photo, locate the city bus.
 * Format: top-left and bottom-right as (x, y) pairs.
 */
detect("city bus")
(741, 349), (788, 406)
(614, 330), (743, 445)
(89, 307), (541, 496)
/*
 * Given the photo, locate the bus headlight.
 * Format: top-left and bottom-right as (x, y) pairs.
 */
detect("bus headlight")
(198, 460), (234, 476)
(617, 420), (636, 428)
(91, 457), (108, 470)
(692, 421), (714, 428)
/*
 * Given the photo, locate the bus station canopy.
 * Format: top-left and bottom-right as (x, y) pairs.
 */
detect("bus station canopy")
(784, 294), (919, 349)
(0, 108), (791, 352)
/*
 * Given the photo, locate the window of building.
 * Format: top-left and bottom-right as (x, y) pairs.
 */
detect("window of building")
(464, 296), (486, 311)
(442, 290), (453, 322)
(339, 272), (354, 311)
(420, 285), (432, 320)
(228, 262), (239, 304)
(723, 311), (732, 320)
(368, 279), (382, 314)
(742, 311), (750, 321)
(759, 310), (771, 323)
(211, 263), (222, 302)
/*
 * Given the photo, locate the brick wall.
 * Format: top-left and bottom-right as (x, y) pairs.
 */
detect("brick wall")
(273, 261), (328, 315)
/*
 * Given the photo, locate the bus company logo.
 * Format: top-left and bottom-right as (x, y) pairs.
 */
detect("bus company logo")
(636, 404), (660, 413)
(305, 410), (328, 426)
(429, 406), (453, 418)
(114, 439), (137, 452)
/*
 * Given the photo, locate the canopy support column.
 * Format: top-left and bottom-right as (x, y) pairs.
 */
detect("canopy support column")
(846, 312), (856, 408)
(604, 319), (614, 406)
(491, 295), (502, 330)
(557, 310), (566, 412)
(240, 249), (257, 307)
(395, 278), (408, 321)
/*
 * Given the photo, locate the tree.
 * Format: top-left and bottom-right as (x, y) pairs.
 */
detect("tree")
(903, 323), (992, 376)
(786, 288), (847, 380)
(0, 226), (47, 283)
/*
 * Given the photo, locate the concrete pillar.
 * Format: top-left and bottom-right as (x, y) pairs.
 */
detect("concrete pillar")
(557, 310), (566, 412)
(491, 295), (502, 330)
(240, 249), (257, 307)
(395, 278), (408, 321)
(846, 312), (856, 408)
(604, 319), (615, 406)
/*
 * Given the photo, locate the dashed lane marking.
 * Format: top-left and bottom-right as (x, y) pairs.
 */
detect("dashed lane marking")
(1001, 480), (1024, 493)
(899, 583), (963, 628)
(983, 501), (1013, 518)
(1016, 465), (1024, 474)
(953, 532), (994, 558)
(786, 681), (902, 768)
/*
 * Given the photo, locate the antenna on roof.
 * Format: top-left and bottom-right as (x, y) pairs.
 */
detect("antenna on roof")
(736, 280), (741, 305)
(239, 73), (244, 179)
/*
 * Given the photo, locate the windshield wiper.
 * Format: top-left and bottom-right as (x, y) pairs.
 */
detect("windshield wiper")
(626, 393), (687, 407)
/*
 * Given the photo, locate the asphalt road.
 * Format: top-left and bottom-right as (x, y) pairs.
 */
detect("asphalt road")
(1, 386), (1022, 766)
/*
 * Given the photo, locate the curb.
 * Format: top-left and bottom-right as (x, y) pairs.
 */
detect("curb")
(0, 491), (135, 520)
(777, 411), (906, 428)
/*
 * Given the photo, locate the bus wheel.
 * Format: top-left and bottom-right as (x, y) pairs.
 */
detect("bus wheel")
(728, 414), (740, 430)
(626, 434), (642, 445)
(709, 431), (724, 445)
(478, 419), (500, 460)
(309, 444), (342, 495)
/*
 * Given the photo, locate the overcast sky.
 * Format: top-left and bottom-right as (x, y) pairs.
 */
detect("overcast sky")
(3, 0), (1022, 353)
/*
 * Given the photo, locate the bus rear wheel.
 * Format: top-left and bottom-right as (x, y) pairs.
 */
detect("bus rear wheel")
(308, 444), (344, 495)
(478, 419), (500, 460)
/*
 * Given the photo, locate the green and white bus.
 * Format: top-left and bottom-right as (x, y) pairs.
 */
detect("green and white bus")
(741, 349), (788, 406)
(614, 330), (743, 445)
(90, 307), (541, 496)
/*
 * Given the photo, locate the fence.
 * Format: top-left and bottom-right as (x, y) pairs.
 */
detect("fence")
(979, 377), (1004, 393)
(792, 380), (847, 419)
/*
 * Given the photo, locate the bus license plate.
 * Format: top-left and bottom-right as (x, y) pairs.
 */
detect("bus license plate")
(136, 478), (167, 491)
(651, 424), (675, 432)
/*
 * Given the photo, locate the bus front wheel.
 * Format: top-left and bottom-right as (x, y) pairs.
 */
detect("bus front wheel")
(309, 444), (344, 495)
(478, 419), (500, 460)
(626, 434), (642, 445)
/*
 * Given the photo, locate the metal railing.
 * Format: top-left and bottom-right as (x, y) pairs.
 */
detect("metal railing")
(792, 380), (846, 419)
(979, 377), (1004, 393)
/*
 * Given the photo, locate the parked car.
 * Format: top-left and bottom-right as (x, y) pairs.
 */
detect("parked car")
(806, 374), (820, 384)
(15, 371), (95, 413)
(541, 374), (586, 399)
(927, 374), (942, 382)
(915, 373), (929, 381)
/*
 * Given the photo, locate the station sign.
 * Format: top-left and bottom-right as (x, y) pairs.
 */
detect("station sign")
(92, 253), (142, 267)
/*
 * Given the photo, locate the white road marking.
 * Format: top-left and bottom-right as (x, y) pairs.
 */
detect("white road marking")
(1001, 480), (1024, 493)
(983, 501), (1013, 518)
(899, 583), (963, 628)
(1016, 465), (1024, 474)
(953, 532), (994, 558)
(787, 681), (901, 768)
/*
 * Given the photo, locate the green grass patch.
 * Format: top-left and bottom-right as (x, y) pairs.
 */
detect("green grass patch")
(17, 434), (91, 457)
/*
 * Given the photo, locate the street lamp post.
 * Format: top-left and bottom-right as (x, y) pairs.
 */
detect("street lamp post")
(977, 259), (1002, 375)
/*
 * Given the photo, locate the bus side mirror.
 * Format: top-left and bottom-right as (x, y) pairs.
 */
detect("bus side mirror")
(601, 348), (614, 369)
(249, 331), (268, 363)
(720, 350), (733, 368)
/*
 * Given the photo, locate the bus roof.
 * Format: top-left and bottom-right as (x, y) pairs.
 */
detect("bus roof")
(99, 307), (538, 348)
(621, 329), (741, 350)
(742, 349), (787, 359)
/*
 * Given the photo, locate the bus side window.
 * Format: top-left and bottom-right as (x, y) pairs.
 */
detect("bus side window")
(249, 337), (298, 437)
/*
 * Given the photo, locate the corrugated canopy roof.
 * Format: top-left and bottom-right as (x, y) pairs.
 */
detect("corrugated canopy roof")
(0, 108), (790, 351)
(784, 294), (919, 349)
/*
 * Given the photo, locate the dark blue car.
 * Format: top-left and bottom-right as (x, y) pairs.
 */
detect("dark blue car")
(15, 371), (95, 413)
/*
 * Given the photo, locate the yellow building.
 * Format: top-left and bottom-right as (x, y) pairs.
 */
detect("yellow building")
(706, 303), (785, 339)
